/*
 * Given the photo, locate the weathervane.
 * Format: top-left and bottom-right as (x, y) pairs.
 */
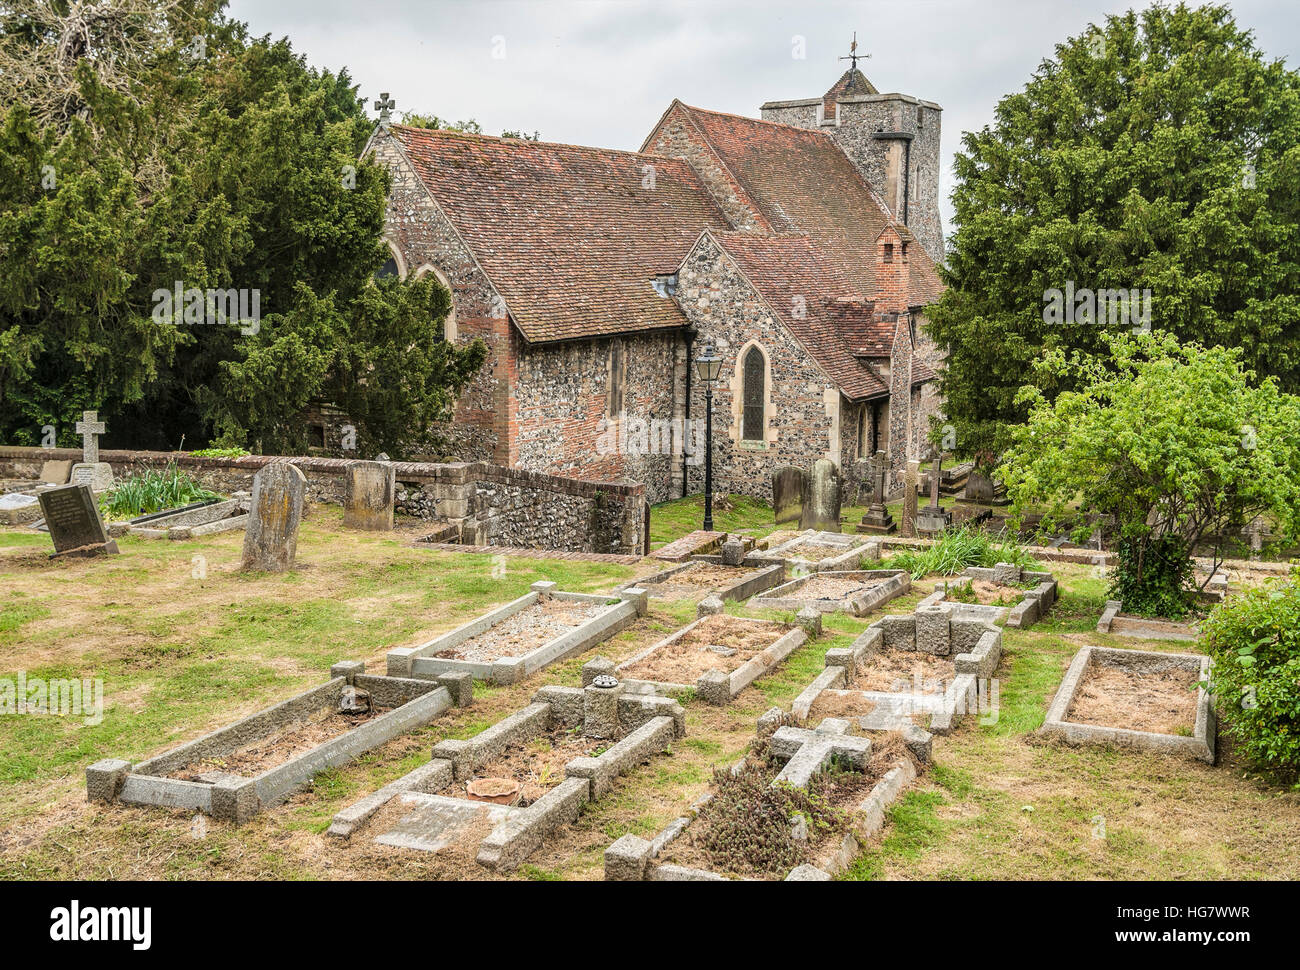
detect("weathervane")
(374, 92), (395, 127)
(839, 32), (869, 70)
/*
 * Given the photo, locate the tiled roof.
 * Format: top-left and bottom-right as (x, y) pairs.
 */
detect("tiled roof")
(711, 232), (888, 401)
(388, 125), (732, 342)
(666, 104), (944, 309)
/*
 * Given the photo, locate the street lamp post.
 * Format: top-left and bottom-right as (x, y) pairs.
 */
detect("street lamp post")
(694, 341), (722, 532)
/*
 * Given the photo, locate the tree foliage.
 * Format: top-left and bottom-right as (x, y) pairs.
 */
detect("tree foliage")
(0, 0), (486, 457)
(1000, 332), (1300, 616)
(927, 3), (1300, 459)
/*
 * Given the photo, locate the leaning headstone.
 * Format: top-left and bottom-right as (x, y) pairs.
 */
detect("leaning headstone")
(772, 465), (805, 525)
(69, 411), (114, 492)
(342, 460), (395, 531)
(959, 468), (1009, 507)
(799, 459), (842, 532)
(39, 460), (73, 485)
(900, 460), (920, 538)
(241, 463), (306, 572)
(37, 483), (119, 558)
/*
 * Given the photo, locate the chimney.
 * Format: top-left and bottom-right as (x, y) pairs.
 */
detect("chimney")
(874, 224), (911, 321)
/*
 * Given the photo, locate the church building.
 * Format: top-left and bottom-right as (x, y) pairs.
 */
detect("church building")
(365, 62), (946, 504)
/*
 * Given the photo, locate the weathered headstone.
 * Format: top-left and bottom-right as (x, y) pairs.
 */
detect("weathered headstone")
(70, 411), (113, 491)
(917, 454), (953, 535)
(900, 460), (920, 538)
(799, 458), (842, 532)
(241, 463), (306, 572)
(37, 483), (119, 558)
(958, 468), (1009, 507)
(856, 450), (896, 534)
(720, 536), (745, 566)
(772, 465), (805, 525)
(342, 460), (395, 531)
(39, 460), (73, 485)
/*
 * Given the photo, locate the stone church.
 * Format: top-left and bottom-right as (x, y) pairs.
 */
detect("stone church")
(366, 64), (946, 504)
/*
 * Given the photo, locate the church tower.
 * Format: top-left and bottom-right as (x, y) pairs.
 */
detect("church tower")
(760, 44), (945, 265)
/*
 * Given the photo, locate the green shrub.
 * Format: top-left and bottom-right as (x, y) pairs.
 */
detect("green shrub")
(189, 447), (251, 459)
(1109, 533), (1195, 618)
(101, 465), (221, 520)
(880, 524), (1040, 580)
(1201, 570), (1300, 785)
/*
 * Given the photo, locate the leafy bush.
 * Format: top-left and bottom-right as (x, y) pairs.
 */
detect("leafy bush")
(1110, 533), (1196, 618)
(880, 524), (1040, 580)
(101, 465), (221, 520)
(1201, 571), (1300, 786)
(189, 447), (250, 459)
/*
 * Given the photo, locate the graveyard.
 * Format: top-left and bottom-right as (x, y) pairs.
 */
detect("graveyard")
(2, 441), (1299, 881)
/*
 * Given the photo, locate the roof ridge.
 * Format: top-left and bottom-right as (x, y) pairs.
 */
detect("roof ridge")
(389, 123), (675, 164)
(676, 103), (834, 140)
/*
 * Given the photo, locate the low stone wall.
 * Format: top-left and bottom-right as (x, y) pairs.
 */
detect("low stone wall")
(0, 446), (647, 555)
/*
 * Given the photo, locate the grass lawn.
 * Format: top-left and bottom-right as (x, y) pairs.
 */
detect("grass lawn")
(1, 500), (1296, 880)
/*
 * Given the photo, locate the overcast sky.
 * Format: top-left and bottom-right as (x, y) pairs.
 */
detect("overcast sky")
(225, 0), (1298, 233)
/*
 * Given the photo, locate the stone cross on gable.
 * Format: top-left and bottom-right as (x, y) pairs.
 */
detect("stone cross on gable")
(74, 411), (106, 464)
(768, 719), (872, 788)
(374, 92), (395, 126)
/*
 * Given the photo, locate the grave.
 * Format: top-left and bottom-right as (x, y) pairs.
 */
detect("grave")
(342, 460), (395, 531)
(0, 492), (42, 527)
(121, 498), (250, 541)
(762, 529), (879, 573)
(604, 715), (917, 881)
(789, 610), (1003, 735)
(336, 679), (685, 872)
(799, 458), (841, 532)
(607, 612), (807, 705)
(915, 454), (953, 536)
(69, 411), (114, 492)
(387, 581), (648, 685)
(36, 483), (119, 558)
(39, 460), (73, 485)
(917, 563), (1058, 628)
(1096, 600), (1200, 641)
(771, 465), (805, 526)
(856, 451), (895, 534)
(86, 661), (471, 823)
(623, 559), (784, 602)
(241, 462), (306, 572)
(1040, 645), (1215, 762)
(900, 460), (920, 538)
(957, 468), (1010, 506)
(752, 569), (911, 617)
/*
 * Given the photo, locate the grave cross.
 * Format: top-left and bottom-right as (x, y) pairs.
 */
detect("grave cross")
(374, 92), (395, 126)
(74, 411), (106, 464)
(768, 719), (872, 788)
(928, 453), (943, 510)
(870, 449), (889, 506)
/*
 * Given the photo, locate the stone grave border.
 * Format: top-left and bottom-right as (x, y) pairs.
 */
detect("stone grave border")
(334, 684), (684, 872)
(917, 563), (1057, 629)
(603, 724), (916, 882)
(762, 530), (880, 574)
(604, 616), (807, 705)
(751, 568), (912, 617)
(86, 661), (472, 824)
(386, 581), (648, 685)
(789, 612), (1002, 735)
(619, 559), (785, 602)
(1096, 600), (1200, 642)
(114, 497), (250, 541)
(1040, 645), (1215, 762)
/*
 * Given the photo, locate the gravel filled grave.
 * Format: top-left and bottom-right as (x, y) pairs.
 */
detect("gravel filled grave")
(618, 614), (786, 684)
(431, 598), (610, 663)
(791, 574), (888, 602)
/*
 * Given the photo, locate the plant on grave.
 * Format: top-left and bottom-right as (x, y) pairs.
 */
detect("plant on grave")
(100, 463), (220, 519)
(689, 762), (845, 876)
(1200, 569), (1300, 786)
(880, 524), (1040, 580)
(1000, 332), (1300, 619)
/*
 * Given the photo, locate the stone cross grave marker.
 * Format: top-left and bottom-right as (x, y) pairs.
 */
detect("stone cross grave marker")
(768, 719), (872, 788)
(37, 483), (118, 558)
(856, 450), (895, 534)
(342, 460), (395, 531)
(917, 454), (953, 535)
(799, 458), (842, 532)
(241, 463), (306, 572)
(772, 465), (805, 526)
(70, 411), (114, 491)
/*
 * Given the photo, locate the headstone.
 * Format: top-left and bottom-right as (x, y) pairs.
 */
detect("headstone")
(720, 537), (745, 566)
(241, 463), (306, 572)
(39, 460), (73, 485)
(958, 468), (1009, 507)
(342, 460), (395, 530)
(71, 411), (113, 491)
(856, 450), (896, 534)
(772, 465), (805, 525)
(37, 483), (119, 558)
(799, 458), (841, 532)
(900, 460), (920, 538)
(916, 454), (953, 535)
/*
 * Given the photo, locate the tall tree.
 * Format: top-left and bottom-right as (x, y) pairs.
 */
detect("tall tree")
(927, 3), (1300, 461)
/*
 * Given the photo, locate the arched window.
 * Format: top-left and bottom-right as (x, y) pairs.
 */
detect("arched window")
(377, 239), (407, 280)
(415, 264), (457, 342)
(742, 345), (765, 441)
